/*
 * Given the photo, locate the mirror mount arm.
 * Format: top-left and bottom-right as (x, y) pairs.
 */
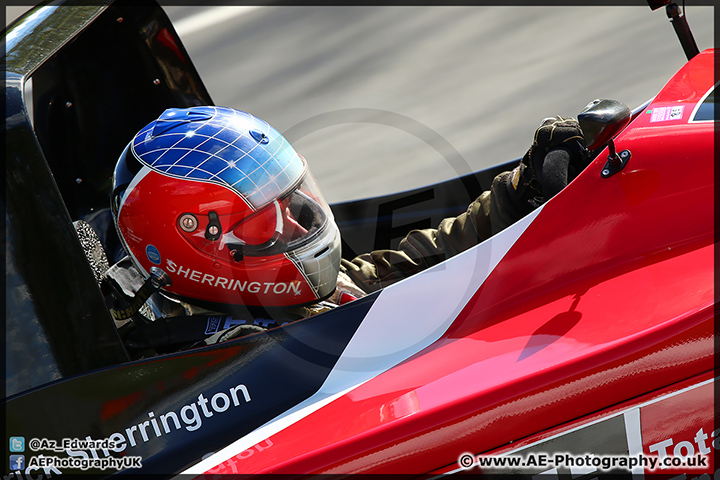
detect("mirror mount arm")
(666, 2), (700, 60)
(600, 139), (631, 178)
(647, 0), (700, 60)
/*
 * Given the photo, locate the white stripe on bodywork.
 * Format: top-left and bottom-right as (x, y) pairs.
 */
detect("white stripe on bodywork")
(623, 408), (644, 477)
(180, 206), (543, 476)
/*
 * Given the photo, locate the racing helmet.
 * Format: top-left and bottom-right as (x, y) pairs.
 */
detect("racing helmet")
(111, 106), (341, 309)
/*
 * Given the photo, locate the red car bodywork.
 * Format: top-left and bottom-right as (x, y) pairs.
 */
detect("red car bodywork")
(200, 49), (715, 476)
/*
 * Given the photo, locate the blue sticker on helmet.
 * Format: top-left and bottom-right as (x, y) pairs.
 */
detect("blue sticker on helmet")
(146, 245), (162, 265)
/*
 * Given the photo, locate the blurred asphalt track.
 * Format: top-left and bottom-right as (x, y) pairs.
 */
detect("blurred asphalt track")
(7, 5), (715, 203)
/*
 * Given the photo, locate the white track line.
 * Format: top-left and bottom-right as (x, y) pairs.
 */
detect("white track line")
(173, 6), (260, 38)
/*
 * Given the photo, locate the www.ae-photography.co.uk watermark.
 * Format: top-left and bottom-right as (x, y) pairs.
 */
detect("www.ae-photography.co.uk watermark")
(457, 451), (709, 472)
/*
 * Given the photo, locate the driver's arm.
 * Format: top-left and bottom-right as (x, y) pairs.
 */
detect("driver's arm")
(340, 116), (587, 295)
(340, 174), (514, 294)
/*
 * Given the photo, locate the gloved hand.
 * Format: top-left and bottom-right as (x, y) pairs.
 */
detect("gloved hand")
(508, 116), (588, 208)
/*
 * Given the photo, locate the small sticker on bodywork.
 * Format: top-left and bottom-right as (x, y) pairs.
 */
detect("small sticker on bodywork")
(649, 106), (684, 122)
(146, 244), (162, 264)
(205, 316), (222, 334)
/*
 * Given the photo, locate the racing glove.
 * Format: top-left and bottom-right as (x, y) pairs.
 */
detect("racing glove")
(494, 116), (588, 226)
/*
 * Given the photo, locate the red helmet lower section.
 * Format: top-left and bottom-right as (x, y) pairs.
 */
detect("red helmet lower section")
(117, 169), (321, 307)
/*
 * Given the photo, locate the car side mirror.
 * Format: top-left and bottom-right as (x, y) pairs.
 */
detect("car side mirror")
(578, 99), (633, 178)
(577, 99), (631, 151)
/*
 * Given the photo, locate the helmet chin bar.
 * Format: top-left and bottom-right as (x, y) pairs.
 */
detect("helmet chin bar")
(286, 220), (342, 301)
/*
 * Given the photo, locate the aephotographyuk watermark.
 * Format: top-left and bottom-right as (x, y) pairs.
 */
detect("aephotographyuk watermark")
(27, 454), (141, 471)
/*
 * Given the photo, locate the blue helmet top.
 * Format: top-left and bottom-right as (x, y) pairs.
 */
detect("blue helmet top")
(131, 106), (305, 210)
